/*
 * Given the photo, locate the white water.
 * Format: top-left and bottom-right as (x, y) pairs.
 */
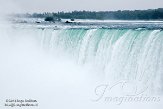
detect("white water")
(0, 22), (163, 109)
(37, 28), (163, 94)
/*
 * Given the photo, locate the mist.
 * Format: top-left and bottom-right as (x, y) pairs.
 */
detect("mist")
(0, 24), (162, 109)
(0, 0), (163, 109)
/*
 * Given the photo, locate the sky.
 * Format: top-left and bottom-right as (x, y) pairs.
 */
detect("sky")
(0, 0), (163, 13)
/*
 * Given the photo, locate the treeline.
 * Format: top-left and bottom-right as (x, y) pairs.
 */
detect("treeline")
(15, 8), (163, 20)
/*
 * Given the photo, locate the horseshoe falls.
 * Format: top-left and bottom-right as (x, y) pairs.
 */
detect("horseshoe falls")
(46, 29), (163, 93)
(0, 21), (163, 109)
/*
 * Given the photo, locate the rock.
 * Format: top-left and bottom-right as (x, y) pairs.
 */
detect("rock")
(65, 21), (71, 23)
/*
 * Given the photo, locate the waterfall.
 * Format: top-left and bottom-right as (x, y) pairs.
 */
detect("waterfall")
(40, 28), (163, 94)
(2, 27), (163, 94)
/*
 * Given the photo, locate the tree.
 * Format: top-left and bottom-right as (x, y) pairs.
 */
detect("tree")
(44, 17), (54, 22)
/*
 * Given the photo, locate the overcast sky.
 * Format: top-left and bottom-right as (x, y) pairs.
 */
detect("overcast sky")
(1, 0), (163, 13)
